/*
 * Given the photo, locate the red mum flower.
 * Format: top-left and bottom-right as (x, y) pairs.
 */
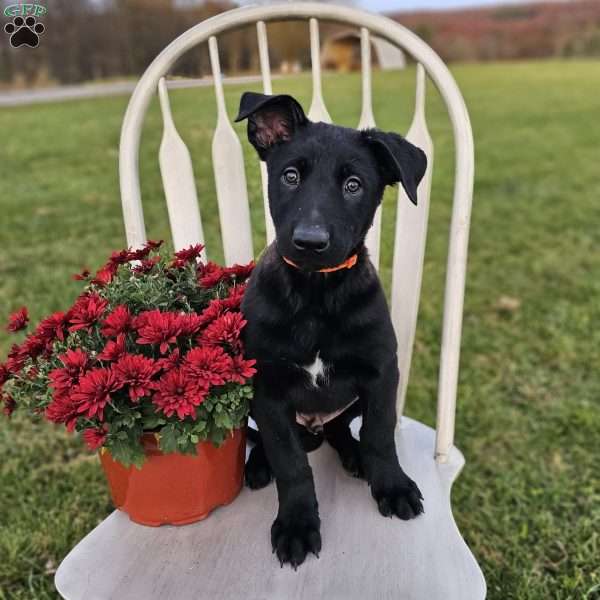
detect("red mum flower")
(49, 349), (90, 399)
(108, 248), (133, 266)
(7, 307), (28, 333)
(221, 283), (247, 310)
(132, 312), (148, 329)
(226, 261), (255, 281)
(135, 310), (182, 354)
(132, 256), (160, 274)
(200, 312), (246, 349)
(82, 427), (108, 451)
(61, 348), (90, 371)
(198, 262), (228, 288)
(6, 344), (27, 374)
(72, 367), (121, 420)
(229, 355), (257, 384)
(2, 394), (16, 417)
(183, 345), (234, 387)
(91, 265), (116, 287)
(152, 368), (208, 419)
(127, 240), (164, 261)
(127, 247), (151, 261)
(112, 353), (159, 401)
(178, 313), (204, 337)
(144, 239), (163, 250)
(68, 293), (108, 332)
(45, 394), (80, 431)
(20, 333), (50, 360)
(35, 311), (68, 343)
(197, 298), (227, 327)
(101, 305), (131, 338)
(72, 268), (91, 281)
(98, 333), (127, 362)
(172, 243), (205, 268)
(157, 348), (183, 371)
(0, 364), (9, 388)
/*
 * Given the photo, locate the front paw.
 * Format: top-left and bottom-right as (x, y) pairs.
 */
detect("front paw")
(372, 478), (424, 520)
(271, 510), (321, 569)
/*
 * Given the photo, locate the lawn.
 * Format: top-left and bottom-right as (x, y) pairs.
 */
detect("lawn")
(1, 60), (600, 599)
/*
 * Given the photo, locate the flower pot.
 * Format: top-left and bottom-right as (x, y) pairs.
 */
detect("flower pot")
(99, 427), (246, 526)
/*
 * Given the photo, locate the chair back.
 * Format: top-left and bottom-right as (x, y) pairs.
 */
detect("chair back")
(118, 3), (474, 462)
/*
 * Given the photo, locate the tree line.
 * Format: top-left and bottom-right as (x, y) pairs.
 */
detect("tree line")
(1, 0), (599, 88)
(395, 0), (600, 63)
(0, 0), (322, 87)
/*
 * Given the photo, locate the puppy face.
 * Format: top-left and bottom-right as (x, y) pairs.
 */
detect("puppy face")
(236, 92), (427, 270)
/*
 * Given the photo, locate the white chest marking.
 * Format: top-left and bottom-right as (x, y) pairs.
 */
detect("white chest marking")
(303, 351), (326, 387)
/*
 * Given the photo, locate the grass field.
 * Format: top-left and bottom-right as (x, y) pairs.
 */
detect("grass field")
(1, 60), (600, 599)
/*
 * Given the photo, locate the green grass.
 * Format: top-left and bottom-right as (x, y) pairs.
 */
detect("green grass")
(1, 60), (600, 599)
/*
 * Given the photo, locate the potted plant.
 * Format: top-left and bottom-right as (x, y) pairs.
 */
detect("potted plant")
(0, 241), (256, 526)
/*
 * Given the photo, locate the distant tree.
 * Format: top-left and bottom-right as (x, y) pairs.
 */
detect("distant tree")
(3, 0), (600, 86)
(413, 23), (433, 45)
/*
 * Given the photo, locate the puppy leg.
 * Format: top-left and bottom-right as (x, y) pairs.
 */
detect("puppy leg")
(252, 370), (321, 569)
(360, 359), (424, 520)
(323, 402), (364, 478)
(245, 440), (273, 490)
(245, 422), (323, 491)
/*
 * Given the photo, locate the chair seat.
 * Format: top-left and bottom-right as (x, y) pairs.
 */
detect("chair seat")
(54, 417), (485, 600)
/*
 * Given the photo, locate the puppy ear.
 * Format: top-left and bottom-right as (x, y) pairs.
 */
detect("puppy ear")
(363, 130), (427, 205)
(235, 92), (308, 160)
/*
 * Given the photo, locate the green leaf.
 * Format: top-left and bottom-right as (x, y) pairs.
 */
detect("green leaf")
(142, 415), (166, 430)
(159, 424), (179, 454)
(107, 435), (146, 468)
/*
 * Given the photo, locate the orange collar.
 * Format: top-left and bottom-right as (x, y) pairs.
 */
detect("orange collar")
(282, 253), (358, 273)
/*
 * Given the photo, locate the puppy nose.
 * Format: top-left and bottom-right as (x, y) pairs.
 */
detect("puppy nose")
(292, 226), (330, 252)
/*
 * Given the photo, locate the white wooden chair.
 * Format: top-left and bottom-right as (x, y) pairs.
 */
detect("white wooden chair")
(54, 4), (484, 599)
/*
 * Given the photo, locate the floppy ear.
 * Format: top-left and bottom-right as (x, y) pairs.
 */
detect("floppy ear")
(363, 130), (427, 205)
(235, 92), (308, 161)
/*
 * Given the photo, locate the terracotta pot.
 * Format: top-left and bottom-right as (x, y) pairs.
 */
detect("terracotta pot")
(99, 427), (246, 526)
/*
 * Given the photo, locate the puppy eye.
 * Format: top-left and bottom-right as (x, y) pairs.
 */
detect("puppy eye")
(282, 167), (300, 187)
(344, 176), (362, 195)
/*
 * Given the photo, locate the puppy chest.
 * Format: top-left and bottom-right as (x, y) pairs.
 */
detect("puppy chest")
(297, 350), (358, 434)
(302, 351), (328, 387)
(296, 346), (355, 389)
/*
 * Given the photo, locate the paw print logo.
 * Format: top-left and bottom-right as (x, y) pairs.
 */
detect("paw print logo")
(4, 16), (45, 48)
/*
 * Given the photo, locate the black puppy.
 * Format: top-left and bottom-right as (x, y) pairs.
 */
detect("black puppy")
(236, 92), (427, 569)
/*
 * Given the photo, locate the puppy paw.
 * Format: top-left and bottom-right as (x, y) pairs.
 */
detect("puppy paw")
(245, 445), (273, 490)
(339, 440), (364, 479)
(271, 512), (321, 569)
(372, 478), (424, 520)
